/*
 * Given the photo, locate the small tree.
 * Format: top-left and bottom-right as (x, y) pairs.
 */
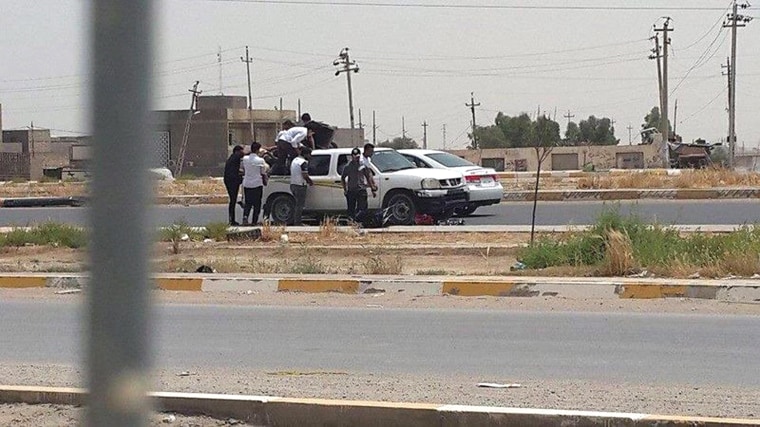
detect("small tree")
(564, 121), (581, 146)
(530, 116), (560, 245)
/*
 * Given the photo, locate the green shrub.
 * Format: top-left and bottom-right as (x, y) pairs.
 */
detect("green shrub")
(518, 207), (760, 276)
(203, 221), (229, 241)
(0, 223), (87, 248)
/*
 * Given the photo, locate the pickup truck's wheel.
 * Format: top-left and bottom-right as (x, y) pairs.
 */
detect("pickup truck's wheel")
(384, 192), (416, 225)
(455, 203), (478, 217)
(269, 194), (295, 225)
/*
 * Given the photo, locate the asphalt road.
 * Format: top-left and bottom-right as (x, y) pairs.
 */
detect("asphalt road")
(1, 199), (759, 227)
(2, 301), (759, 387)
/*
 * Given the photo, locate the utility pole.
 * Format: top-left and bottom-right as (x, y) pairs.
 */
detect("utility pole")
(654, 17), (673, 142)
(297, 99), (301, 119)
(30, 121), (35, 158)
(649, 35), (665, 121)
(627, 124), (634, 145)
(442, 124), (447, 150)
(723, 0), (753, 168)
(333, 47), (359, 129)
(241, 46), (255, 141)
(673, 100), (678, 136)
(422, 121), (428, 149)
(217, 46), (223, 95)
(402, 116), (406, 140)
(465, 92), (480, 148)
(358, 108), (364, 129)
(175, 81), (201, 178)
(372, 110), (377, 145)
(563, 110), (575, 129)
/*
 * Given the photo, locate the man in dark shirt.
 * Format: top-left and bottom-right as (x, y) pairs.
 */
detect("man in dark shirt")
(341, 147), (368, 222)
(224, 145), (244, 225)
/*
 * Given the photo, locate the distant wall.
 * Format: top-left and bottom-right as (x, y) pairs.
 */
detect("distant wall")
(0, 153), (30, 180)
(449, 138), (666, 171)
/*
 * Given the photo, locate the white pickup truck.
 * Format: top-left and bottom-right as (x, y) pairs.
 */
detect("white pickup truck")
(261, 147), (469, 225)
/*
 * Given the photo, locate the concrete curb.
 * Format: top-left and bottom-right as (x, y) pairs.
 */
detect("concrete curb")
(2, 273), (760, 302)
(0, 196), (86, 208)
(502, 188), (760, 202)
(0, 386), (757, 426)
(136, 188), (760, 204)
(1, 225), (753, 234)
(4, 188), (760, 207)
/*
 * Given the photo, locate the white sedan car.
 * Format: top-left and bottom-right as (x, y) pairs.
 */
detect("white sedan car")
(398, 149), (503, 216)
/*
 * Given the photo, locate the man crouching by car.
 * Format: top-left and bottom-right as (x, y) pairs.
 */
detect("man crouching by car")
(290, 145), (313, 226)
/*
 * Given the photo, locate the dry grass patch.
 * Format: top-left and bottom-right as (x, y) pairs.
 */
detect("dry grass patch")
(578, 168), (760, 190)
(363, 256), (404, 275)
(598, 230), (636, 276)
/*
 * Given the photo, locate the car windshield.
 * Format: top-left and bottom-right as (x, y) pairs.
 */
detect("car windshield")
(426, 152), (475, 168)
(371, 150), (417, 173)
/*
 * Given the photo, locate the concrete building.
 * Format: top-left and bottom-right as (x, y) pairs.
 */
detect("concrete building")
(449, 136), (669, 172)
(152, 95), (364, 176)
(151, 95), (295, 176)
(1, 127), (72, 181)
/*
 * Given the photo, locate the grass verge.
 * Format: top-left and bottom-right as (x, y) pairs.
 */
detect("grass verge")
(519, 209), (760, 278)
(0, 223), (87, 248)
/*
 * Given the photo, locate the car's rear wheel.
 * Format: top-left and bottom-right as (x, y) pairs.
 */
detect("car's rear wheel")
(269, 194), (295, 225)
(455, 203), (478, 217)
(384, 192), (417, 225)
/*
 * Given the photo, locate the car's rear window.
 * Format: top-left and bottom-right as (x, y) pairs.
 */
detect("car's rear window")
(426, 152), (475, 168)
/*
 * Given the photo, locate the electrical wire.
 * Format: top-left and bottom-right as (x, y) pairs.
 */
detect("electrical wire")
(199, 0), (752, 11)
(679, 87), (727, 124)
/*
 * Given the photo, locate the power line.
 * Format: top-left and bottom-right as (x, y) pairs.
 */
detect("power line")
(201, 1), (753, 11)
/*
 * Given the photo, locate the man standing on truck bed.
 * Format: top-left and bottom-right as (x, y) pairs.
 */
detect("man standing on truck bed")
(290, 145), (313, 226)
(273, 119), (311, 175)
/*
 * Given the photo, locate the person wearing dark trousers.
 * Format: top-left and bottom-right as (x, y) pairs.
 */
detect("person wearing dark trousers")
(289, 146), (313, 225)
(273, 119), (311, 175)
(224, 145), (245, 225)
(241, 142), (268, 225)
(341, 147), (368, 222)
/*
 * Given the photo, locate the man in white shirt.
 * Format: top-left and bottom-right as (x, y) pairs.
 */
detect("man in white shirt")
(274, 119), (312, 175)
(241, 142), (268, 225)
(289, 146), (313, 226)
(359, 143), (378, 197)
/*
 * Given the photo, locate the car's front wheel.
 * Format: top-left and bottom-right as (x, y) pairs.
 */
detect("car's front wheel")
(383, 192), (417, 225)
(269, 194), (295, 225)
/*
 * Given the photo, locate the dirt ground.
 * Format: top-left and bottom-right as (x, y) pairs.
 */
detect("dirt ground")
(0, 231), (530, 276)
(3, 169), (760, 200)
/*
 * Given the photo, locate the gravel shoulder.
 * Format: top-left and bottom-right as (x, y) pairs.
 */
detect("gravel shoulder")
(1, 364), (758, 420)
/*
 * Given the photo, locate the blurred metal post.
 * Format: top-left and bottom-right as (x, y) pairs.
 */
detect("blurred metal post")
(87, 1), (154, 426)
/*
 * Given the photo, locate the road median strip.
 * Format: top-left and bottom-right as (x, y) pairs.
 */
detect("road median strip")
(1, 273), (759, 302)
(0, 385), (756, 426)
(4, 187), (760, 207)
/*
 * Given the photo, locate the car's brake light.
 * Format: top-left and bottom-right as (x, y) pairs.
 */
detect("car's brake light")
(465, 175), (481, 183)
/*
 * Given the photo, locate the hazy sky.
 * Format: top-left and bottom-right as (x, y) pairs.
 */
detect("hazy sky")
(2, 0), (759, 149)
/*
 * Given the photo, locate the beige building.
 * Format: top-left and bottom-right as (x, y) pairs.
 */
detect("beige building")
(153, 95), (364, 176)
(1, 127), (72, 181)
(449, 136), (668, 172)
